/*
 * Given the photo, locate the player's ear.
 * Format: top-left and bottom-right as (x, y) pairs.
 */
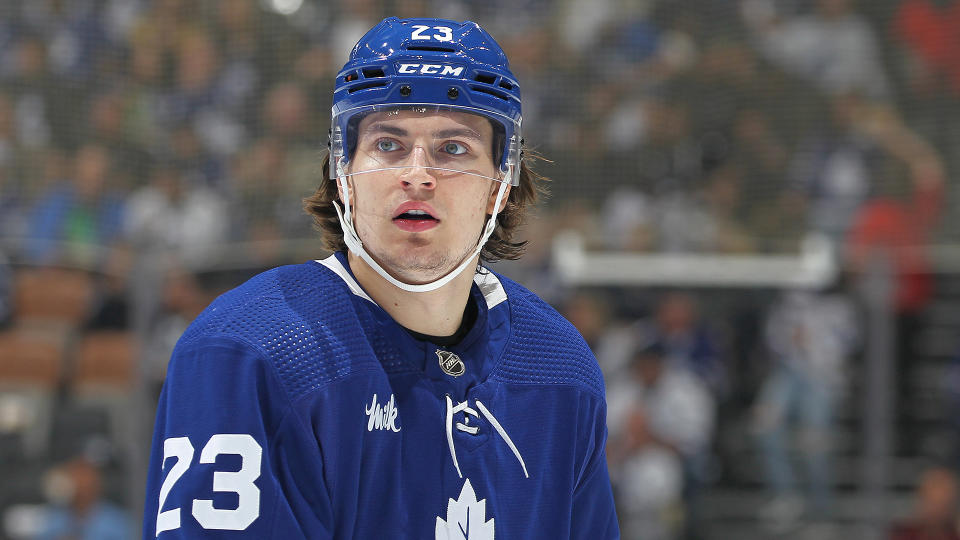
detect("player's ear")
(336, 176), (354, 207)
(486, 183), (510, 214)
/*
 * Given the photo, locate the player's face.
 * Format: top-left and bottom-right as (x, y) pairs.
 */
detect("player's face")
(343, 109), (507, 284)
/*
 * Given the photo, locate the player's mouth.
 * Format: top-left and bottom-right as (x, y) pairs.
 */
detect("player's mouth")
(392, 203), (440, 233)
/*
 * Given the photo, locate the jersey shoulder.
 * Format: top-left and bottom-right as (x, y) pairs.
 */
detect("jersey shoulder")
(175, 261), (379, 400)
(491, 272), (606, 400)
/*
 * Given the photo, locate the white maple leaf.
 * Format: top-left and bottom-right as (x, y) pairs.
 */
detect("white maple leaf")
(435, 478), (495, 540)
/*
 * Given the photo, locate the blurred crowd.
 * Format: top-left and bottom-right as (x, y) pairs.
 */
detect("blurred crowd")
(0, 0), (959, 538)
(0, 0), (956, 266)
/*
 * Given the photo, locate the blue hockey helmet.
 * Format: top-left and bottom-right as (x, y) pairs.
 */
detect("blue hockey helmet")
(330, 17), (522, 185)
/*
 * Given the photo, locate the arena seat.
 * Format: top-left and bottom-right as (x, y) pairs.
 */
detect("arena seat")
(0, 326), (66, 459)
(13, 267), (94, 328)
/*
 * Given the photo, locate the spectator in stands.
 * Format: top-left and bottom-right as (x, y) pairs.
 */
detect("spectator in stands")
(753, 285), (858, 528)
(652, 186), (717, 254)
(892, 0), (960, 99)
(650, 292), (726, 398)
(86, 90), (149, 180)
(141, 267), (209, 395)
(121, 22), (169, 153)
(607, 406), (685, 540)
(0, 90), (55, 252)
(890, 0), (960, 176)
(124, 161), (228, 266)
(227, 82), (320, 257)
(0, 95), (29, 243)
(127, 0), (197, 60)
(727, 106), (808, 252)
(701, 162), (756, 253)
(258, 82), (323, 220)
(226, 134), (317, 263)
(600, 186), (656, 251)
(328, 0), (382, 65)
(36, 456), (132, 540)
(164, 27), (245, 159)
(167, 121), (224, 188)
(558, 0), (619, 55)
(682, 40), (770, 136)
(889, 466), (960, 540)
(845, 103), (946, 442)
(24, 143), (125, 266)
(742, 0), (892, 99)
(497, 25), (576, 161)
(27, 0), (111, 86)
(788, 92), (885, 245)
(607, 338), (716, 540)
(0, 32), (71, 148)
(0, 90), (16, 180)
(228, 137), (287, 255)
(211, 0), (263, 120)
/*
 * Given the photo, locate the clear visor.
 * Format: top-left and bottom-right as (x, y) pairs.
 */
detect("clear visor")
(330, 104), (521, 186)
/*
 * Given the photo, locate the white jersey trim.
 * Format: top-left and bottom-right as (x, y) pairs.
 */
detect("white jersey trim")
(315, 255), (375, 304)
(315, 255), (508, 310)
(474, 270), (507, 310)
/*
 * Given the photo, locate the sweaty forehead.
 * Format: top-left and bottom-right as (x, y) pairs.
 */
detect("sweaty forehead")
(356, 109), (494, 143)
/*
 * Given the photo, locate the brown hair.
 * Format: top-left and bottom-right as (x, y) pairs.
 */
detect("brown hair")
(303, 151), (548, 262)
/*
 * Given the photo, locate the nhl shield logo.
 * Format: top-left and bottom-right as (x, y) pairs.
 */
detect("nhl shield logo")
(436, 350), (465, 377)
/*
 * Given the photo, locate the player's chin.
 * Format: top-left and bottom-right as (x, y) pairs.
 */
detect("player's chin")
(385, 250), (454, 281)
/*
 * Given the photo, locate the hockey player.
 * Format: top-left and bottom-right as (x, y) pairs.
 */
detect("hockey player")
(144, 17), (619, 539)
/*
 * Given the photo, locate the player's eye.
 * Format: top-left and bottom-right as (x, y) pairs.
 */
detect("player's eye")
(376, 139), (401, 152)
(441, 142), (468, 155)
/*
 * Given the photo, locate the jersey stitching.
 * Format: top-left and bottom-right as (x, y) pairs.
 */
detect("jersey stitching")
(267, 405), (332, 539)
(573, 415), (609, 492)
(486, 281), (606, 401)
(263, 454), (283, 538)
(179, 331), (384, 401)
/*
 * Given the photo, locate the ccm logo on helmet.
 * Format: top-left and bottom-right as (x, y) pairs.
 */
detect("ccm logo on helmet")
(397, 63), (464, 76)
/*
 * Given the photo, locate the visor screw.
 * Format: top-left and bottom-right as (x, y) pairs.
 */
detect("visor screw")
(447, 87), (459, 99)
(399, 84), (412, 97)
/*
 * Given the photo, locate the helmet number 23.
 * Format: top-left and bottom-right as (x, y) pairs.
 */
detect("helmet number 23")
(155, 434), (262, 535)
(411, 24), (453, 42)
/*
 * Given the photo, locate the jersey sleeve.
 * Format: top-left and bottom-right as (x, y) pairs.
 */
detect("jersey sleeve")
(570, 392), (620, 539)
(143, 336), (333, 539)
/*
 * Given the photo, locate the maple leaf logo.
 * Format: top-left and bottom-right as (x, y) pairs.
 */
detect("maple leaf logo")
(435, 479), (495, 540)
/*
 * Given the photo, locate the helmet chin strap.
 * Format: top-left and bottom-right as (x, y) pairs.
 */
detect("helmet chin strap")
(332, 171), (509, 294)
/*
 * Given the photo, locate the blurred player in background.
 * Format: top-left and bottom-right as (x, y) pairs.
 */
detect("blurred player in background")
(143, 17), (618, 539)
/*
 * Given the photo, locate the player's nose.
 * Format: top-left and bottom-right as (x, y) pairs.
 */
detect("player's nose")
(398, 146), (436, 190)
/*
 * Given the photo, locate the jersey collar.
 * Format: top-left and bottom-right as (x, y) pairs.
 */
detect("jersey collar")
(314, 252), (508, 311)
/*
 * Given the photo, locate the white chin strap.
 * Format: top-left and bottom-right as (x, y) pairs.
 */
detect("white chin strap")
(332, 174), (509, 293)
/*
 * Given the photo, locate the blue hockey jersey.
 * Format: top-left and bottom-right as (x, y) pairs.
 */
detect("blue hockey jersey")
(143, 253), (619, 539)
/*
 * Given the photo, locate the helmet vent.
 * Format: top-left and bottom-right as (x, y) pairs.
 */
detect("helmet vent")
(470, 85), (509, 101)
(499, 81), (513, 90)
(406, 45), (457, 53)
(362, 67), (386, 78)
(474, 73), (497, 84)
(347, 81), (388, 93)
